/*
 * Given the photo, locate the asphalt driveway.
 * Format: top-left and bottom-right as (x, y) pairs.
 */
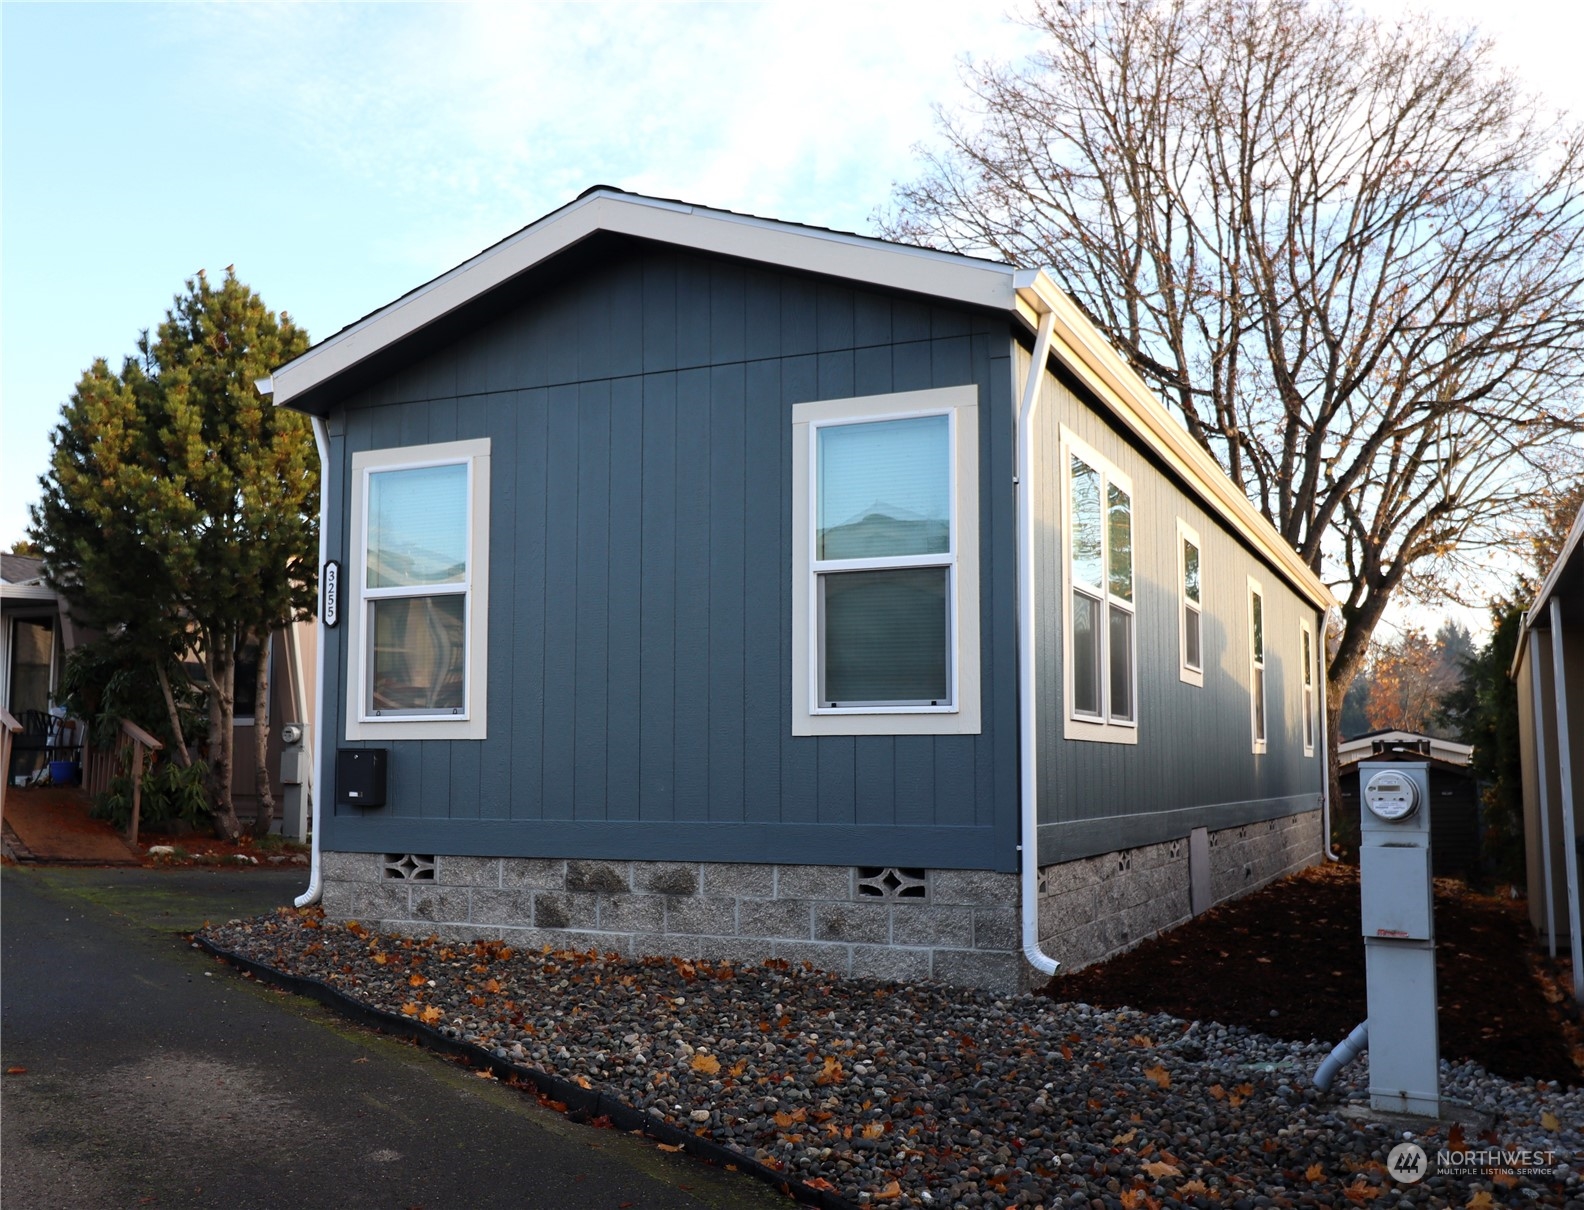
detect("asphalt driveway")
(1, 865), (785, 1210)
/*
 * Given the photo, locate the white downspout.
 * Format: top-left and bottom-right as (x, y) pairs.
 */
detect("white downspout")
(295, 414), (332, 908)
(1017, 306), (1060, 977)
(1319, 607), (1341, 861)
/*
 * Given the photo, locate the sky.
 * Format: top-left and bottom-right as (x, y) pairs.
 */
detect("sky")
(4, 0), (1582, 629)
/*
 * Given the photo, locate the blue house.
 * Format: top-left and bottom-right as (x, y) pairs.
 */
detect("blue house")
(264, 189), (1335, 991)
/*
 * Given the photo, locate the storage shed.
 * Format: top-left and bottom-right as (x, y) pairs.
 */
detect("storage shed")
(265, 189), (1335, 991)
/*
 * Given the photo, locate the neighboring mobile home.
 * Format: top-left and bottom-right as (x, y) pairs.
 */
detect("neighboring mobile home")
(265, 189), (1334, 991)
(1515, 501), (1583, 992)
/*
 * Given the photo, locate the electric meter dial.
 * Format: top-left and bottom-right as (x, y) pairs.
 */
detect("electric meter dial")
(1363, 769), (1421, 821)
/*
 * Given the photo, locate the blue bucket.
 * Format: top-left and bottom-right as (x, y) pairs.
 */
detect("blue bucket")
(48, 759), (78, 785)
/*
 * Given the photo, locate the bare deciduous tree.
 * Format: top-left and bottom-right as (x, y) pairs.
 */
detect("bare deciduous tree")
(884, 0), (1584, 740)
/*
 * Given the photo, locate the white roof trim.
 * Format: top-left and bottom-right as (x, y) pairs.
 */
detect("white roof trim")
(267, 191), (1017, 409)
(1336, 731), (1473, 766)
(1013, 271), (1335, 612)
(1512, 499), (1584, 676)
(272, 189), (1333, 609)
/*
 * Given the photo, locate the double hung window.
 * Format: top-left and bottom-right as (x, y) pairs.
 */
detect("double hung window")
(346, 439), (490, 741)
(792, 386), (980, 736)
(1178, 520), (1203, 686)
(1249, 579), (1267, 753)
(1064, 433), (1135, 741)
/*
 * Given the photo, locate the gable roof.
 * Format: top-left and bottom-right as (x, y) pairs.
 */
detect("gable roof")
(264, 187), (1333, 612)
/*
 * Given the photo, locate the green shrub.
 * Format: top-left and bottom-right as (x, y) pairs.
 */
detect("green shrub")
(92, 755), (213, 832)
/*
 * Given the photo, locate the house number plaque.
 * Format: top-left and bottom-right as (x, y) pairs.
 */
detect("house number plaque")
(323, 560), (341, 628)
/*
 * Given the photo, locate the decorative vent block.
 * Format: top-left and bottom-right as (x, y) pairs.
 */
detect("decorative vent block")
(383, 854), (436, 881)
(856, 867), (928, 900)
(1116, 850), (1133, 873)
(1168, 839), (1184, 860)
(1036, 868), (1055, 896)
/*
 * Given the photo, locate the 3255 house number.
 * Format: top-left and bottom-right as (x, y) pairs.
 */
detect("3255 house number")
(323, 560), (341, 628)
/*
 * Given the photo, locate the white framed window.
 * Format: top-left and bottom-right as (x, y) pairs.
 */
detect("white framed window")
(345, 438), (490, 741)
(1177, 519), (1203, 687)
(1300, 617), (1317, 757)
(1248, 577), (1267, 754)
(791, 385), (980, 736)
(1063, 431), (1137, 744)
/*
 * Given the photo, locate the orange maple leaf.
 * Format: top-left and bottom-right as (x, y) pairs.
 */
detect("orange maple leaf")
(690, 1053), (721, 1076)
(420, 1005), (443, 1025)
(1143, 1065), (1171, 1089)
(873, 1180), (902, 1201)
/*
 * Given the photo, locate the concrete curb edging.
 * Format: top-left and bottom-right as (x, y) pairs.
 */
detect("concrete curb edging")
(193, 935), (858, 1210)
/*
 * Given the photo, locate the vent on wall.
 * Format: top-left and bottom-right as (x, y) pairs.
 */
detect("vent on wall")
(383, 854), (436, 881)
(857, 867), (928, 899)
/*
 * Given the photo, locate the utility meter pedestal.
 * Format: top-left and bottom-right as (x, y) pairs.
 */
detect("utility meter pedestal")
(1359, 761), (1439, 1116)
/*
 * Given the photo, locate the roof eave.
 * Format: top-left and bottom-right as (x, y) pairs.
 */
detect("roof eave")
(1013, 270), (1335, 613)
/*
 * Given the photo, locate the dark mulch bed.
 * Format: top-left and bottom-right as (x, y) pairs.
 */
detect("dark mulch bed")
(1043, 862), (1581, 1086)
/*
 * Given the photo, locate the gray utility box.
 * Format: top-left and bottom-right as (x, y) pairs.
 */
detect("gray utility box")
(1358, 761), (1439, 1117)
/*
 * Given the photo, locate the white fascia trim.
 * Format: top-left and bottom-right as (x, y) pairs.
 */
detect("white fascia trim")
(1013, 271), (1334, 614)
(271, 191), (1018, 409)
(1515, 501), (1584, 678)
(0, 583), (60, 603)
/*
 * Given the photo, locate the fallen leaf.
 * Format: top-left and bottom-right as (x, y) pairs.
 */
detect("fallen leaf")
(1179, 1180), (1209, 1195)
(574, 1075), (592, 1089)
(873, 1180), (902, 1201)
(408, 974), (426, 987)
(1465, 1193), (1494, 1209)
(1490, 1171), (1519, 1189)
(1448, 1123), (1467, 1151)
(483, 978), (502, 994)
(420, 1005), (443, 1025)
(4, 1066), (27, 1076)
(656, 1143), (683, 1153)
(1142, 1161), (1180, 1178)
(861, 1122), (885, 1140)
(1120, 1191), (1147, 1210)
(1208, 1083), (1227, 1101)
(1343, 1179), (1384, 1203)
(690, 1054), (721, 1076)
(1143, 1064), (1171, 1089)
(805, 1177), (838, 1192)
(1113, 1129), (1138, 1145)
(400, 1002), (420, 1017)
(1542, 1111), (1561, 1132)
(1306, 1162), (1324, 1181)
(815, 1055), (845, 1085)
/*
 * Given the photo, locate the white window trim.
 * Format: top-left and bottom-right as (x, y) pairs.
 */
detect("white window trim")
(1062, 429), (1138, 745)
(1248, 576), (1267, 754)
(1300, 616), (1317, 757)
(791, 386), (981, 736)
(345, 437), (490, 741)
(1177, 518), (1204, 688)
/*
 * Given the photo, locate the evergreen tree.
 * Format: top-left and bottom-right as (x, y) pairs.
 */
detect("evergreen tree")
(31, 271), (314, 838)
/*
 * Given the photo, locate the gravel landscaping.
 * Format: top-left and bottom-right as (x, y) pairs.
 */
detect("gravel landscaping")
(199, 907), (1581, 1208)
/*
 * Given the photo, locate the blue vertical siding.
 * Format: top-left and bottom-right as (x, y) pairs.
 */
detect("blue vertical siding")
(321, 246), (1022, 870)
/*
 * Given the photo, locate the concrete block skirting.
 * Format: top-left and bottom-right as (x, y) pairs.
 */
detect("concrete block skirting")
(318, 809), (1322, 995)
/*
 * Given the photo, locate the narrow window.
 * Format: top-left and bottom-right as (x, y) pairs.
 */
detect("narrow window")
(1300, 618), (1316, 756)
(347, 438), (490, 741)
(1178, 520), (1203, 686)
(1065, 433), (1136, 741)
(1249, 580), (1267, 753)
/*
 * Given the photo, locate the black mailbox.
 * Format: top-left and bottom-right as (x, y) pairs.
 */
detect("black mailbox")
(336, 749), (388, 808)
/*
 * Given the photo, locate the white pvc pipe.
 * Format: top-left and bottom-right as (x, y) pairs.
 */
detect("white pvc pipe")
(295, 414), (331, 909)
(1017, 307), (1060, 977)
(1530, 624), (1558, 958)
(1313, 1020), (1368, 1092)
(1550, 597), (1581, 1000)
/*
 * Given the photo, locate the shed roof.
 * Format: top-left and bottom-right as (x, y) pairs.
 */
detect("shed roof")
(264, 187), (1333, 611)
